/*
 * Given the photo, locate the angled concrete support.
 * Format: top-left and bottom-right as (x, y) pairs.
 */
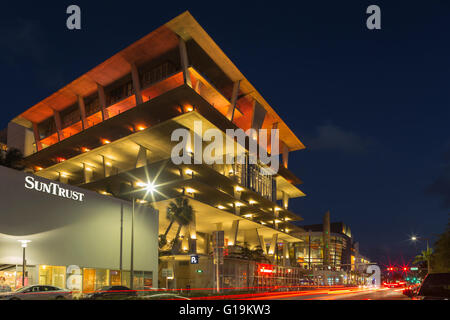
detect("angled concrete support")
(135, 145), (148, 168)
(32, 122), (42, 151)
(53, 110), (64, 141)
(243, 228), (260, 249)
(77, 95), (87, 130)
(130, 62), (143, 105)
(250, 100), (267, 131)
(97, 83), (109, 121)
(258, 233), (267, 255)
(268, 233), (278, 256)
(179, 37), (192, 87)
(226, 80), (240, 121)
(228, 220), (239, 246)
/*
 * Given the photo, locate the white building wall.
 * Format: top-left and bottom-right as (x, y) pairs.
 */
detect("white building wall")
(0, 165), (159, 287)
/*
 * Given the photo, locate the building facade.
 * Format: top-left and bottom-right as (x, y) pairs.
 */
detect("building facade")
(3, 12), (310, 290)
(0, 165), (158, 292)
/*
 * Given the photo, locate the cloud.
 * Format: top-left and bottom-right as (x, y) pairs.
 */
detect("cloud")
(426, 145), (450, 209)
(306, 124), (374, 154)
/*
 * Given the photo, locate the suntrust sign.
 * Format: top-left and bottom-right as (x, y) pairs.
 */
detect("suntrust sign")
(24, 176), (85, 202)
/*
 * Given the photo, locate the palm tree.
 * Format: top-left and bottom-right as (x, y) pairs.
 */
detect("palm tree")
(413, 247), (433, 273)
(163, 197), (194, 253)
(159, 200), (181, 249)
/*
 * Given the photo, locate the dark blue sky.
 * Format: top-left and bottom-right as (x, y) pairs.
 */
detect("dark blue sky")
(1, 1), (449, 265)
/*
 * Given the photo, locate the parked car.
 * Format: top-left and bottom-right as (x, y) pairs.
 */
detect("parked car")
(0, 285), (72, 300)
(84, 286), (137, 300)
(139, 293), (191, 300)
(403, 273), (450, 300)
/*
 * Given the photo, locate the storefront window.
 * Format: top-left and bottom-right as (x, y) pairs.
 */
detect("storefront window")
(95, 269), (109, 290)
(110, 270), (121, 286)
(39, 265), (66, 288)
(83, 268), (96, 292)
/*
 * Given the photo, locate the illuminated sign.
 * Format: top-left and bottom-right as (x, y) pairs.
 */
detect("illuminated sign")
(258, 264), (274, 274)
(25, 176), (85, 202)
(190, 255), (199, 264)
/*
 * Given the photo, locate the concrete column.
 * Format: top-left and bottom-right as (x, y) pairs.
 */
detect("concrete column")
(83, 163), (94, 184)
(97, 83), (109, 121)
(179, 37), (192, 87)
(282, 242), (290, 267)
(53, 110), (64, 141)
(59, 172), (68, 184)
(130, 62), (143, 105)
(102, 156), (113, 178)
(226, 80), (240, 121)
(78, 95), (87, 130)
(234, 203), (241, 216)
(228, 220), (239, 246)
(32, 122), (42, 151)
(281, 142), (289, 169)
(282, 191), (289, 210)
(258, 234), (267, 255)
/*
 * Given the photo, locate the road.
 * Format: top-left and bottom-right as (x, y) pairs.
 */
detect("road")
(242, 287), (410, 300)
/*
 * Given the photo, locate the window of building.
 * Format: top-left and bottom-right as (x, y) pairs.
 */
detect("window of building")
(38, 265), (66, 289)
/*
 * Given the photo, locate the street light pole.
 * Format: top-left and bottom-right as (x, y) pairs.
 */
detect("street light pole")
(130, 197), (135, 290)
(18, 240), (31, 287)
(22, 246), (25, 286)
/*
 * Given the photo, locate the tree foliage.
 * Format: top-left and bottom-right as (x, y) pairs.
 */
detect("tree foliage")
(0, 148), (24, 170)
(431, 217), (450, 273)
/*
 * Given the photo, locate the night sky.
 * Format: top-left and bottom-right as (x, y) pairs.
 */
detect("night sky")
(1, 1), (449, 265)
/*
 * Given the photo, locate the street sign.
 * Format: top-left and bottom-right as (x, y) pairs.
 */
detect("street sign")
(410, 267), (419, 271)
(190, 254), (199, 264)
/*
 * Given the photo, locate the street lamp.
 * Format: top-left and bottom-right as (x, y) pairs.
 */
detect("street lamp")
(18, 240), (31, 287)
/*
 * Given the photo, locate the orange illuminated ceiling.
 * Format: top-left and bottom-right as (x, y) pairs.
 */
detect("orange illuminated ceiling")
(12, 11), (305, 152)
(13, 25), (179, 126)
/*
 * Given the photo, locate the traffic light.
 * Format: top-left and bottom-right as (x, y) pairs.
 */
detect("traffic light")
(403, 267), (408, 271)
